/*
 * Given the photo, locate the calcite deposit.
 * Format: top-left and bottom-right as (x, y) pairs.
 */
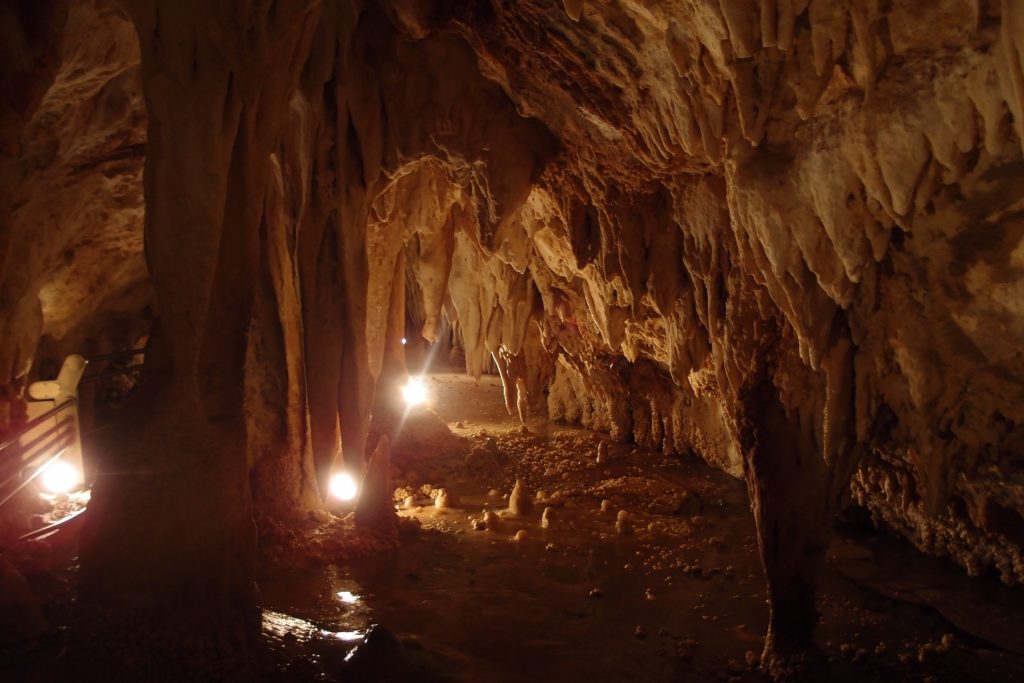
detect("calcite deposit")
(1, 0), (1023, 676)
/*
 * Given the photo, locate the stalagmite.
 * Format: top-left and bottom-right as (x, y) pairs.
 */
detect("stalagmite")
(616, 510), (633, 535)
(508, 479), (533, 517)
(355, 436), (398, 531)
(483, 510), (500, 530)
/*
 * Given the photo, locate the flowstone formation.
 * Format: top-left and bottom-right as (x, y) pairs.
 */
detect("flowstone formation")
(0, 0), (1022, 676)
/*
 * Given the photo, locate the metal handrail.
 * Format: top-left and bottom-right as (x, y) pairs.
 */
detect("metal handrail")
(0, 427), (75, 507)
(0, 420), (75, 490)
(0, 398), (77, 455)
(80, 364), (143, 385)
(8, 507), (88, 547)
(0, 353), (91, 513)
(86, 348), (145, 363)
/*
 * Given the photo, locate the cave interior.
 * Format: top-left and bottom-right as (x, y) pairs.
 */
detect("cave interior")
(2, 0), (1024, 681)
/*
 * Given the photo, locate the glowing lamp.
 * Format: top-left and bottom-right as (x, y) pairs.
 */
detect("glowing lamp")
(401, 377), (428, 408)
(40, 459), (80, 494)
(329, 471), (358, 501)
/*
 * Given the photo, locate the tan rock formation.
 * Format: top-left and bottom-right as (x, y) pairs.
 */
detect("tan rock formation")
(73, 1), (322, 675)
(0, 0), (1022, 672)
(355, 435), (397, 530)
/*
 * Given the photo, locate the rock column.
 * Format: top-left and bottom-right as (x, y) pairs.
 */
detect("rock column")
(75, 1), (321, 676)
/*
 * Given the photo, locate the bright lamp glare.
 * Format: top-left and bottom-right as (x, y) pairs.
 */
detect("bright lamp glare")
(329, 471), (358, 501)
(400, 337), (407, 345)
(41, 459), (79, 494)
(401, 377), (428, 408)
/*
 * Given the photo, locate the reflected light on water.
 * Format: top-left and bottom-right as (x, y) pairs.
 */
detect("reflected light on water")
(337, 590), (360, 604)
(323, 629), (364, 642)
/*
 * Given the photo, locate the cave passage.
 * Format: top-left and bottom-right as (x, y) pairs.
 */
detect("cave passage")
(3, 1), (1024, 682)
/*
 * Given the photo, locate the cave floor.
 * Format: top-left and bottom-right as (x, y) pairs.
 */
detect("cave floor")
(256, 372), (1024, 683)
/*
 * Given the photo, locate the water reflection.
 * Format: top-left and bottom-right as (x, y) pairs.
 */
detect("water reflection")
(337, 590), (360, 604)
(323, 629), (364, 642)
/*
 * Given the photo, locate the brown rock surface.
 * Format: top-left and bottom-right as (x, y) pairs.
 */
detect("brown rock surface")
(0, 0), (1022, 671)
(0, 555), (48, 644)
(355, 435), (398, 531)
(2, 1), (147, 373)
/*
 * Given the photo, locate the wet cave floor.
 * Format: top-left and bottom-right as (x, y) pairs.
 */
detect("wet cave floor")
(257, 373), (1024, 683)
